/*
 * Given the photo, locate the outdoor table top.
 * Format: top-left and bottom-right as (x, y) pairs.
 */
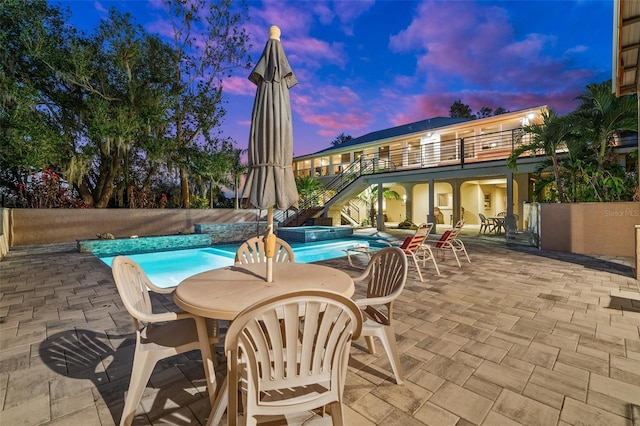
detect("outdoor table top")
(174, 262), (355, 321)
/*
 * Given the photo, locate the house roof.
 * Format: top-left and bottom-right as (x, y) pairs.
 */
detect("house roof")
(304, 116), (472, 157)
(613, 0), (640, 96)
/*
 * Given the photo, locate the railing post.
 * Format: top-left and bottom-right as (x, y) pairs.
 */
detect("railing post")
(460, 138), (465, 168)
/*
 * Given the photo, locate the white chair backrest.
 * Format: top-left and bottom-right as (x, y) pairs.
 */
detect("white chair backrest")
(235, 235), (295, 264)
(359, 247), (408, 325)
(224, 290), (362, 424)
(112, 256), (155, 324)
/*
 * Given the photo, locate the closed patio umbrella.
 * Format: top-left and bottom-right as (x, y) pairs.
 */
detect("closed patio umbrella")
(242, 25), (299, 282)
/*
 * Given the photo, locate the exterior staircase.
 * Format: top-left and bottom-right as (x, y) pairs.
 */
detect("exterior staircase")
(282, 157), (384, 227)
(284, 206), (324, 227)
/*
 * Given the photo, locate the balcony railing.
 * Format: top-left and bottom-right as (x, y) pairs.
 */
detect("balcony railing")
(285, 127), (528, 226)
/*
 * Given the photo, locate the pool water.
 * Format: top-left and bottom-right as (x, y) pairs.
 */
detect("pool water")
(100, 238), (387, 288)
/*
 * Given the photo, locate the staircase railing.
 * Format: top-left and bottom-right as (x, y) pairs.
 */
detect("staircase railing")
(285, 156), (384, 226)
(341, 200), (361, 225)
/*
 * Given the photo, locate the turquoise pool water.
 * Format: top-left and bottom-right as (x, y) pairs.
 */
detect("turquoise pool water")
(100, 238), (387, 288)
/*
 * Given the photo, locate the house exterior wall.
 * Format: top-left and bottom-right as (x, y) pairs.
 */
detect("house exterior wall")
(293, 107), (546, 179)
(0, 209), (8, 260)
(413, 183), (430, 223)
(460, 183), (480, 225)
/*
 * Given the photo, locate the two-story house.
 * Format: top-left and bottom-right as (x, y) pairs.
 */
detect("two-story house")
(291, 106), (548, 232)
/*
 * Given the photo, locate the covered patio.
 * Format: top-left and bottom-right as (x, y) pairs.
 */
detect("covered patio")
(0, 228), (638, 425)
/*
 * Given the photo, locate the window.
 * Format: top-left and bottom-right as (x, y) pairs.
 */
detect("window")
(407, 140), (421, 165)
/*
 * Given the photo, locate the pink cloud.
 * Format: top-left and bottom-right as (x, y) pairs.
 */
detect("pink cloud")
(388, 1), (597, 97)
(147, 0), (164, 10)
(566, 45), (588, 54)
(391, 84), (587, 127)
(332, 0), (375, 36)
(145, 17), (174, 39)
(224, 76), (255, 96)
(303, 111), (373, 137)
(312, 2), (334, 26)
(93, 1), (108, 14)
(247, 2), (313, 41)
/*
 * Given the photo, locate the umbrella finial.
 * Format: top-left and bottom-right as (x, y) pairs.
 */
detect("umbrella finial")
(269, 25), (281, 41)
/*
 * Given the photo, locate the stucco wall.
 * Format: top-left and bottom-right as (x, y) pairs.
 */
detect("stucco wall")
(0, 208), (9, 259)
(540, 202), (640, 258)
(9, 208), (262, 246)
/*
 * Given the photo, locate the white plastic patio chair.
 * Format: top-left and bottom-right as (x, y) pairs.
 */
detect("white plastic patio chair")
(234, 235), (295, 264)
(209, 290), (362, 426)
(352, 247), (408, 385)
(111, 256), (219, 426)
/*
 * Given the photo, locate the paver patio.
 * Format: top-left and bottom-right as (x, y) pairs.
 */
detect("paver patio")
(1, 229), (638, 425)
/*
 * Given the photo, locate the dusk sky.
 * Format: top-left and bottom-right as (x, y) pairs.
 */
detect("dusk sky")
(57, 0), (614, 157)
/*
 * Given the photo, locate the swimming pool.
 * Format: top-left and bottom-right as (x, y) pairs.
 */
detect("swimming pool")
(100, 238), (387, 288)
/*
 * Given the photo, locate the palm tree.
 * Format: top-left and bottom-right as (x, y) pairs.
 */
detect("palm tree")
(507, 109), (576, 203)
(228, 148), (247, 209)
(357, 185), (401, 226)
(295, 176), (324, 206)
(573, 80), (637, 172)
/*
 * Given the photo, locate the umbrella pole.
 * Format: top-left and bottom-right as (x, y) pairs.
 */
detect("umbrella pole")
(265, 207), (275, 282)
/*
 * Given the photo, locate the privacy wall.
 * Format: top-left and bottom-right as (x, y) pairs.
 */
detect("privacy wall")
(7, 209), (262, 246)
(540, 202), (639, 258)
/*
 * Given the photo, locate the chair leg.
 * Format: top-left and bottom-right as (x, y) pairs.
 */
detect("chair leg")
(206, 376), (229, 426)
(379, 326), (404, 385)
(451, 248), (462, 267)
(410, 254), (423, 282)
(365, 336), (377, 355)
(422, 247), (440, 275)
(460, 244), (471, 263)
(328, 401), (345, 426)
(120, 349), (157, 426)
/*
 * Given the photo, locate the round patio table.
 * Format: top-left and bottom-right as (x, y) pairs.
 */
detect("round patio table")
(173, 262), (355, 425)
(489, 216), (505, 234)
(174, 262), (354, 320)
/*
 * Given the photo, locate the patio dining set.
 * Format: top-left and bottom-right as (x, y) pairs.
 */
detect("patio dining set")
(478, 212), (517, 235)
(111, 227), (462, 426)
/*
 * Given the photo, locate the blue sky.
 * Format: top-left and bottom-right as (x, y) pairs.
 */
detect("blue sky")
(56, 0), (614, 157)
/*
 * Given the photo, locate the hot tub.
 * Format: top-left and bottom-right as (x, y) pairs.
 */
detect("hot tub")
(276, 226), (353, 243)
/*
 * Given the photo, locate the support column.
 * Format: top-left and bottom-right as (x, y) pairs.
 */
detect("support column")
(505, 170), (515, 235)
(452, 179), (462, 226)
(400, 183), (415, 223)
(427, 178), (436, 228)
(376, 183), (385, 231)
